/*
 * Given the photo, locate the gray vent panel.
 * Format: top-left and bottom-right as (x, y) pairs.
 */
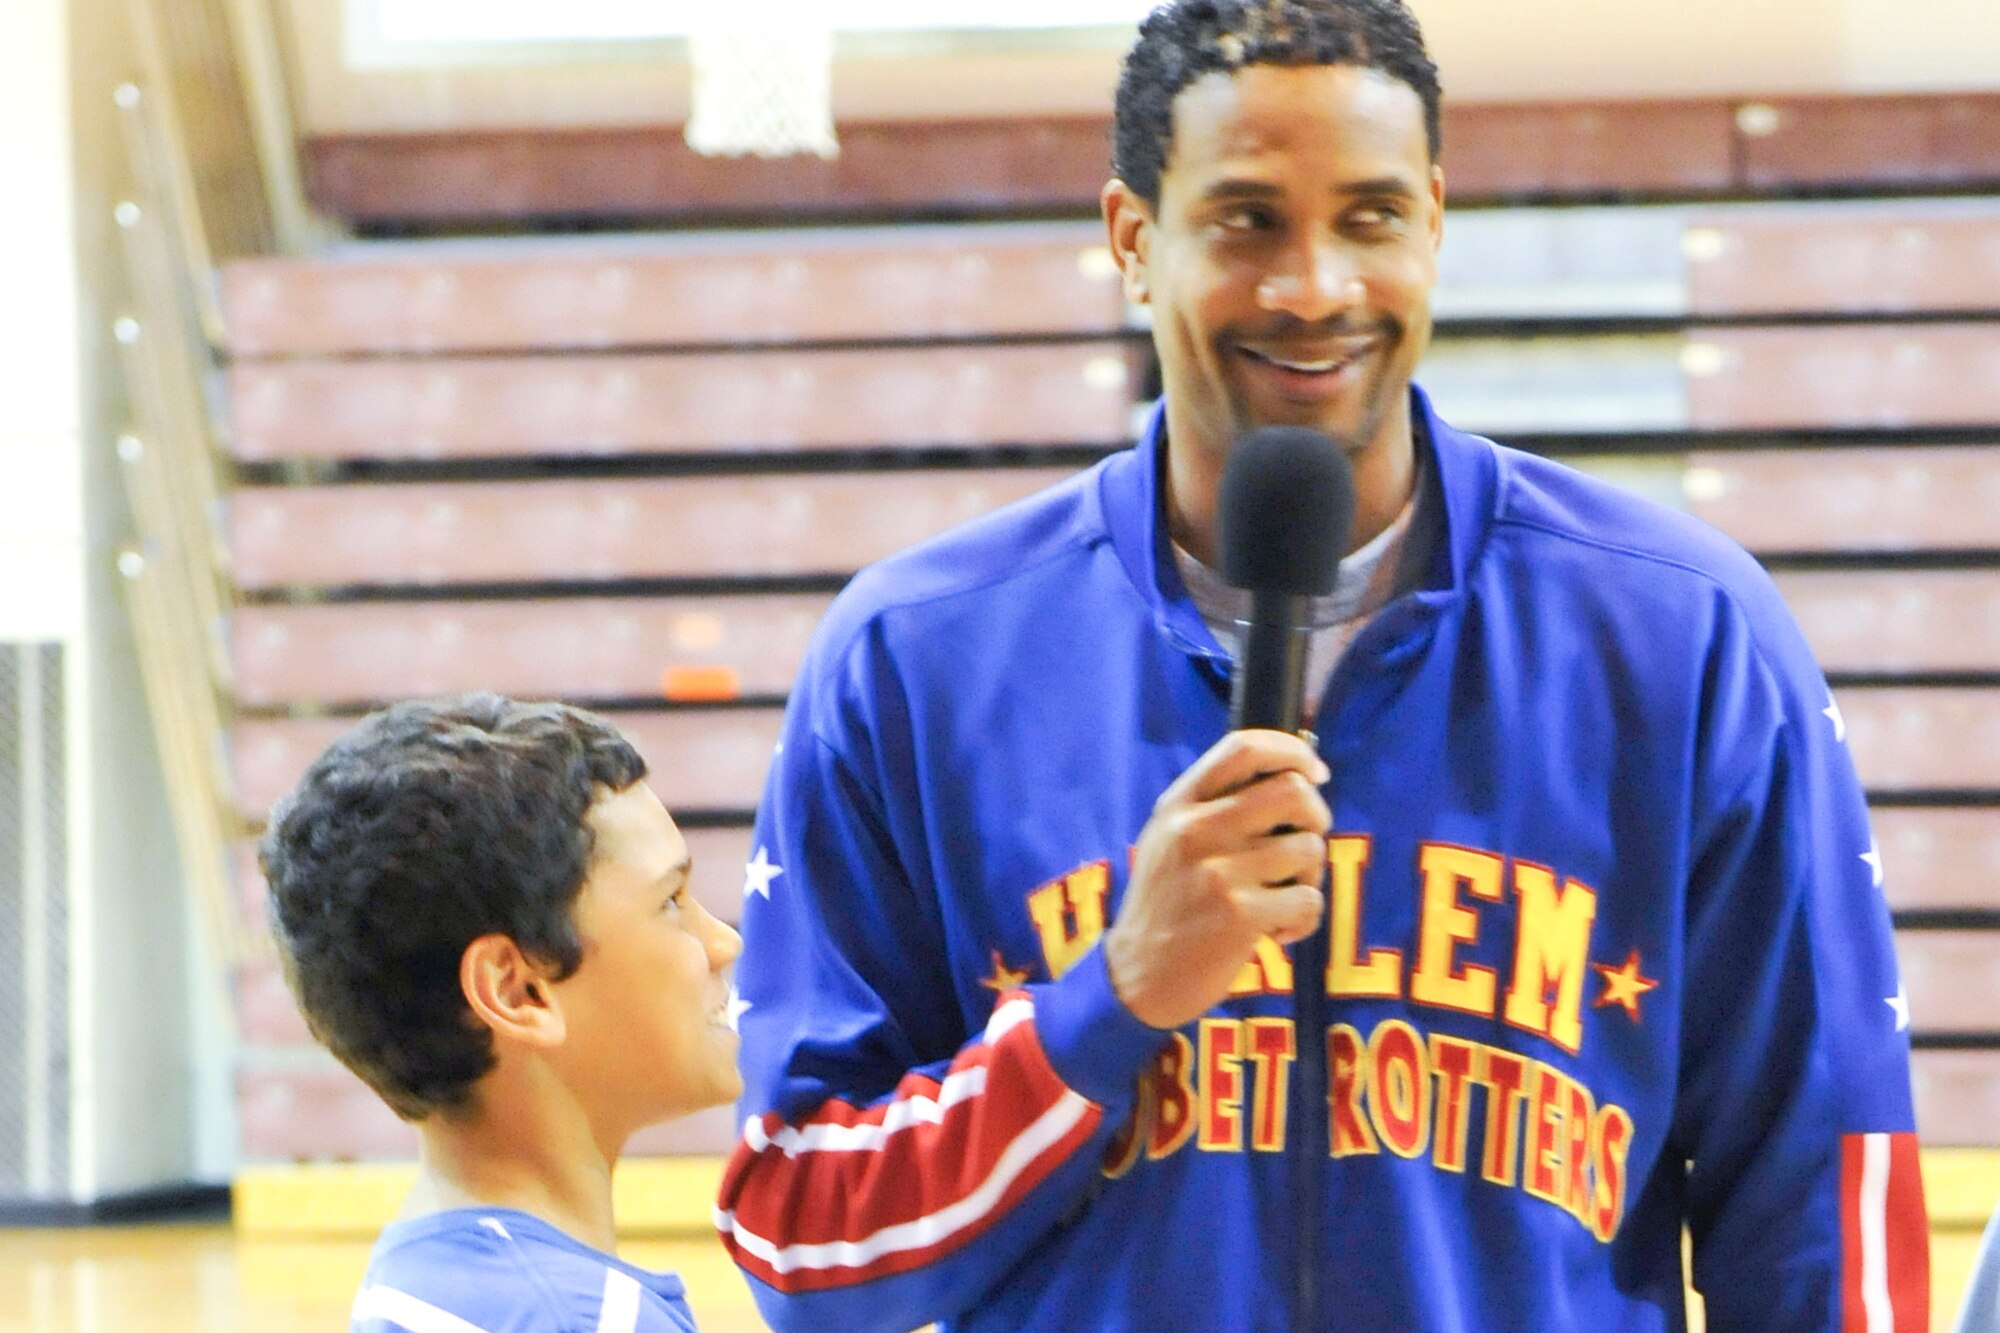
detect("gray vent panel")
(0, 642), (68, 1200)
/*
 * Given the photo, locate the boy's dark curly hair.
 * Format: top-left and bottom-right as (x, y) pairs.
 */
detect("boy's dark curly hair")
(262, 694), (646, 1120)
(1113, 0), (1443, 205)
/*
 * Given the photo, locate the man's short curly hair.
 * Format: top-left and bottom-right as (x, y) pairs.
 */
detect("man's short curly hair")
(1113, 0), (1443, 206)
(261, 694), (647, 1121)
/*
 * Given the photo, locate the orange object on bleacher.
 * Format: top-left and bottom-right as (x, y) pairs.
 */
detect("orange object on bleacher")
(662, 665), (742, 702)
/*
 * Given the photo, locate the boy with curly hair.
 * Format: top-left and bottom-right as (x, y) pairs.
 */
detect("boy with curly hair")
(264, 694), (741, 1332)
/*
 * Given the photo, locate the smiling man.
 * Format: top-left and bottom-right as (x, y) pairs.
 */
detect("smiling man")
(1107, 50), (1442, 564)
(721, 3), (1929, 1330)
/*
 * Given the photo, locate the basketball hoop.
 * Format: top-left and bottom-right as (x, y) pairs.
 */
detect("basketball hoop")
(685, 19), (840, 160)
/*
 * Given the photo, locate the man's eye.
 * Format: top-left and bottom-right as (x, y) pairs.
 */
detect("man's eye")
(1220, 206), (1277, 232)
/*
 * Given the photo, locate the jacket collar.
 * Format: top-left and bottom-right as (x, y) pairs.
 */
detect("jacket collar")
(1099, 384), (1498, 661)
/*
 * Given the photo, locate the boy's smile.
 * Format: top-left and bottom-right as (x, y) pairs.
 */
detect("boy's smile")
(554, 781), (744, 1133)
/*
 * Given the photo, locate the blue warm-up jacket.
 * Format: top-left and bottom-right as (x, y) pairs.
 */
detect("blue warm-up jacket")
(719, 388), (1928, 1332)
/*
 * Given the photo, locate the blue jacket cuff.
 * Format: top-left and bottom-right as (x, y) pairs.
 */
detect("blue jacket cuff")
(1029, 942), (1170, 1115)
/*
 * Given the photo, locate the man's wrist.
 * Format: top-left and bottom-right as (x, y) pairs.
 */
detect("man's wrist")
(1031, 942), (1174, 1112)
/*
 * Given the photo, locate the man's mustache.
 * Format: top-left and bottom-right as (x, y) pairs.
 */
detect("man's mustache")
(1227, 313), (1402, 343)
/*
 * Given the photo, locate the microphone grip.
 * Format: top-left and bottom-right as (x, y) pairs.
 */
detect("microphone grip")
(1229, 591), (1311, 732)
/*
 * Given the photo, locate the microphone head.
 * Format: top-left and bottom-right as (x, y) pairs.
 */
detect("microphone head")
(1217, 426), (1356, 597)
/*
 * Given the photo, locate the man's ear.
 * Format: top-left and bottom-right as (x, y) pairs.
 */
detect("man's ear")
(1102, 178), (1155, 307)
(1428, 162), (1446, 253)
(461, 934), (566, 1049)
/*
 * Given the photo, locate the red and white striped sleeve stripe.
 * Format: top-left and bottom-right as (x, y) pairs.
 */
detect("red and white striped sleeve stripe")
(714, 992), (1103, 1294)
(1840, 1131), (1929, 1333)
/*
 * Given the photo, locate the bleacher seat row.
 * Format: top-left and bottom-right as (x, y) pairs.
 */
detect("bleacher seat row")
(218, 200), (2000, 1160)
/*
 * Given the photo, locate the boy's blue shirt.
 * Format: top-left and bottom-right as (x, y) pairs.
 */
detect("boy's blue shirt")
(351, 1206), (696, 1333)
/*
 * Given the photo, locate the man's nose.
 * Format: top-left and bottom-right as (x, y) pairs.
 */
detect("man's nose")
(1256, 241), (1364, 322)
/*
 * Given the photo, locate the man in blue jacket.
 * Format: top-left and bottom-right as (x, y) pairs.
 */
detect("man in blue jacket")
(718, 2), (1931, 1328)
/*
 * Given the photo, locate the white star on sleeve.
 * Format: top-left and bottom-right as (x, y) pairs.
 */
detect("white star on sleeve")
(1822, 692), (1846, 744)
(1885, 981), (1910, 1032)
(742, 845), (783, 899)
(726, 987), (752, 1032)
(1860, 836), (1883, 889)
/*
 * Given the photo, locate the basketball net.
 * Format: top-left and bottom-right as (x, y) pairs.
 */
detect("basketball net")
(685, 18), (840, 160)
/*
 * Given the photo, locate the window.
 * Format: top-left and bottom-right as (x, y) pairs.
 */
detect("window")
(353, 0), (1154, 59)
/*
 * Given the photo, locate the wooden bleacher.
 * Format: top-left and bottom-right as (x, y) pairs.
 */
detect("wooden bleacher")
(215, 196), (2000, 1172)
(224, 344), (1139, 459)
(220, 221), (1134, 1160)
(227, 468), (1081, 587)
(229, 593), (834, 707)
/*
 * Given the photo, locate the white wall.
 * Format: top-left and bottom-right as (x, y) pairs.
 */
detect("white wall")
(284, 0), (2000, 134)
(0, 0), (84, 644)
(1840, 0), (2000, 93)
(1417, 0), (2000, 102)
(0, 0), (215, 1203)
(64, 0), (229, 1196)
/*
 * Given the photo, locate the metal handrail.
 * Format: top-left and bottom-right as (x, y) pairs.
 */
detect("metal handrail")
(109, 97), (233, 653)
(220, 0), (330, 254)
(119, 0), (326, 340)
(115, 539), (251, 972)
(111, 77), (228, 350)
(108, 310), (248, 971)
(107, 0), (302, 975)
(132, 0), (276, 264)
(110, 196), (231, 636)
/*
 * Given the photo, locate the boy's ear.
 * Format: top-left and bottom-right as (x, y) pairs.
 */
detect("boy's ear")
(460, 934), (566, 1050)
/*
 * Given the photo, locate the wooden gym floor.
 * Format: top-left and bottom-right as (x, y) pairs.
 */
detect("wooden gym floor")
(0, 1226), (766, 1333)
(0, 1224), (1986, 1332)
(9, 1143), (1999, 1333)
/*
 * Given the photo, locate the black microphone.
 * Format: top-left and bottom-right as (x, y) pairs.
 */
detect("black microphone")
(1217, 426), (1356, 731)
(1217, 425), (1354, 1333)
